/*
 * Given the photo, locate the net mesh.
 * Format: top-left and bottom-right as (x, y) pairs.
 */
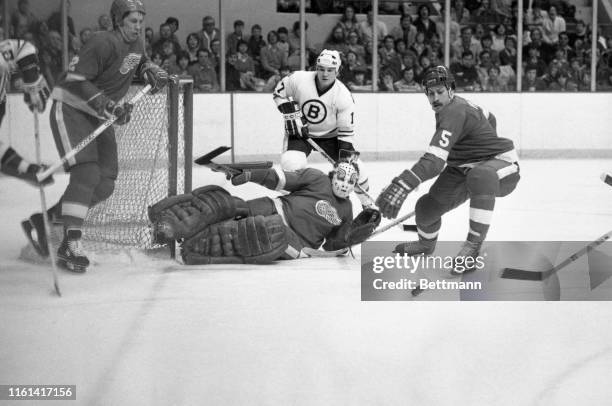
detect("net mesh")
(82, 82), (191, 250)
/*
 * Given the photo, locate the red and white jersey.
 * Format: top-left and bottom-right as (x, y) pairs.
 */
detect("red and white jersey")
(0, 39), (38, 101)
(273, 71), (355, 142)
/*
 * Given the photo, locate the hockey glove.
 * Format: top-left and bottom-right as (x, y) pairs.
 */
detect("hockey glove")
(278, 100), (308, 139)
(141, 62), (169, 95)
(376, 170), (421, 219)
(0, 147), (53, 186)
(231, 169), (276, 187)
(23, 75), (50, 113)
(104, 101), (133, 125)
(345, 208), (381, 246)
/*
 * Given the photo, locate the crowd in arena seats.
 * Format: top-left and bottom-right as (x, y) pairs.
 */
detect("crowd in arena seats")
(2, 0), (611, 92)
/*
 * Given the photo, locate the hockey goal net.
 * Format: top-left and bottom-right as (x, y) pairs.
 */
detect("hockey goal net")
(82, 79), (193, 251)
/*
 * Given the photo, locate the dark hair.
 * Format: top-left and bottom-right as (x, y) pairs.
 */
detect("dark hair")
(461, 50), (474, 58)
(267, 30), (278, 42)
(292, 21), (308, 32)
(236, 39), (248, 52)
(234, 19), (244, 28)
(186, 32), (201, 48)
(277, 26), (288, 35)
(252, 24), (262, 31)
(165, 17), (179, 28)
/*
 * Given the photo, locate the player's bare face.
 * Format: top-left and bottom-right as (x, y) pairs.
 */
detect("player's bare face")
(316, 66), (337, 88)
(120, 11), (144, 43)
(426, 85), (453, 112)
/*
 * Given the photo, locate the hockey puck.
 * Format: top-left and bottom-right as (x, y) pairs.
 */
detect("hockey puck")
(402, 224), (418, 232)
(601, 173), (612, 187)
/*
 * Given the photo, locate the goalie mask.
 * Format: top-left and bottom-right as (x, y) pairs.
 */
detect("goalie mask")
(331, 161), (359, 199)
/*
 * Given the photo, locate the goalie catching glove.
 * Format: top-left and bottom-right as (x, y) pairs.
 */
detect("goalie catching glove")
(376, 169), (421, 219)
(141, 61), (169, 95)
(324, 208), (381, 251)
(277, 100), (308, 139)
(22, 75), (50, 113)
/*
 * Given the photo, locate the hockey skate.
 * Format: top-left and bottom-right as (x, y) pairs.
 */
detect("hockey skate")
(57, 230), (89, 273)
(21, 213), (49, 257)
(450, 241), (482, 276)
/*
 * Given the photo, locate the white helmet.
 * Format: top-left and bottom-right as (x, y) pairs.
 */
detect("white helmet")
(331, 161), (359, 199)
(317, 49), (341, 72)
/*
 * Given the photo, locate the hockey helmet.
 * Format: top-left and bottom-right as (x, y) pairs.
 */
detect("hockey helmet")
(110, 0), (146, 27)
(317, 49), (341, 72)
(331, 161), (359, 199)
(422, 65), (455, 92)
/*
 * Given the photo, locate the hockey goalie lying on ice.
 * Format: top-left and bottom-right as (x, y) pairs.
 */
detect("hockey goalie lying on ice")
(148, 162), (380, 265)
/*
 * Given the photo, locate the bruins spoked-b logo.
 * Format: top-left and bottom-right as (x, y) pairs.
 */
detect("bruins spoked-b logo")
(315, 200), (342, 226)
(119, 53), (142, 74)
(301, 99), (327, 125)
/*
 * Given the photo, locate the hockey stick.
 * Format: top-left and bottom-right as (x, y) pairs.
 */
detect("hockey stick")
(500, 230), (612, 281)
(33, 112), (61, 297)
(602, 172), (612, 187)
(194, 146), (272, 177)
(302, 210), (416, 257)
(36, 84), (152, 182)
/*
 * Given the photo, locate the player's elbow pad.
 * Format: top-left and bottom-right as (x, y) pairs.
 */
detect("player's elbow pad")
(411, 153), (445, 183)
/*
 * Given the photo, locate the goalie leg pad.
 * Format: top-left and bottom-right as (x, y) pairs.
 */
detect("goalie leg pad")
(148, 185), (238, 244)
(181, 214), (288, 265)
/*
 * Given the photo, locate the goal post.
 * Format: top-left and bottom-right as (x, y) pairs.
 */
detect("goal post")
(82, 78), (194, 251)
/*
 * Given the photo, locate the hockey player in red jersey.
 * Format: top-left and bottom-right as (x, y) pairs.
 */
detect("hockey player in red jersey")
(148, 161), (380, 264)
(376, 65), (520, 274)
(23, 0), (168, 272)
(273, 49), (373, 208)
(0, 39), (51, 185)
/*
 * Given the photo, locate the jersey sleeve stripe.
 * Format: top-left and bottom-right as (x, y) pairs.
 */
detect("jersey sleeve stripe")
(427, 145), (449, 161)
(274, 167), (287, 191)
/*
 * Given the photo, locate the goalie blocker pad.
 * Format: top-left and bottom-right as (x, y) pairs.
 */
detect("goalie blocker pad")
(148, 185), (245, 244)
(181, 214), (288, 265)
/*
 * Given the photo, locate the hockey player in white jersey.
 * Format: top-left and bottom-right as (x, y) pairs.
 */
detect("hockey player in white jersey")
(272, 49), (372, 207)
(0, 39), (51, 185)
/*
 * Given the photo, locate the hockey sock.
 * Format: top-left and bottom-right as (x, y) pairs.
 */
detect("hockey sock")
(467, 195), (495, 243)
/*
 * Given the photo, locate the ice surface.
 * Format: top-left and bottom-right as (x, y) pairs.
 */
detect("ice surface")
(1, 159), (612, 405)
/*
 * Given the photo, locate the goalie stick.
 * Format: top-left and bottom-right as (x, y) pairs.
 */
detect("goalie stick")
(500, 230), (612, 281)
(36, 84), (152, 182)
(194, 146), (272, 177)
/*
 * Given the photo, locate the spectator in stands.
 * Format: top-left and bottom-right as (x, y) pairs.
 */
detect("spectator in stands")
(569, 20), (587, 47)
(210, 39), (222, 73)
(32, 20), (50, 50)
(410, 31), (427, 58)
(524, 27), (554, 64)
(557, 31), (574, 60)
(472, 0), (501, 25)
(264, 64), (291, 92)
(247, 24), (266, 74)
(287, 21), (316, 70)
(97, 14), (112, 32)
(379, 70), (396, 91)
(524, 46), (547, 76)
(165, 17), (180, 44)
(359, 7), (388, 50)
(79, 27), (93, 46)
(168, 50), (191, 76)
(47, 0), (75, 37)
(542, 5), (565, 45)
(186, 32), (202, 65)
(11, 0), (37, 39)
(450, 50), (479, 91)
(565, 78), (579, 91)
(542, 61), (563, 88)
(39, 30), (63, 87)
(394, 66), (422, 92)
(391, 14), (417, 48)
(338, 50), (364, 84)
(522, 63), (547, 91)
(199, 16), (220, 53)
(413, 4), (437, 42)
(276, 26), (290, 54)
(144, 27), (154, 45)
(380, 35), (402, 78)
(482, 64), (509, 91)
(346, 30), (366, 65)
(476, 49), (494, 85)
(481, 34), (500, 65)
(348, 68), (372, 91)
(153, 23), (181, 57)
(227, 20), (246, 58)
(499, 36), (517, 67)
(394, 38), (408, 56)
(323, 25), (349, 60)
(452, 26), (482, 63)
(428, 33), (444, 61)
(225, 53), (242, 91)
(234, 39), (264, 90)
(525, 2), (546, 28)
(260, 30), (288, 79)
(151, 51), (163, 67)
(188, 48), (219, 92)
(338, 5), (359, 37)
(160, 40), (177, 71)
(567, 56), (585, 85)
(436, 8), (460, 46)
(453, 0), (471, 24)
(491, 23), (507, 52)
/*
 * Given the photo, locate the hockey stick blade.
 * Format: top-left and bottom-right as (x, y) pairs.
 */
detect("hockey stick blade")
(601, 172), (612, 187)
(194, 146), (231, 165)
(501, 267), (546, 281)
(403, 224), (418, 232)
